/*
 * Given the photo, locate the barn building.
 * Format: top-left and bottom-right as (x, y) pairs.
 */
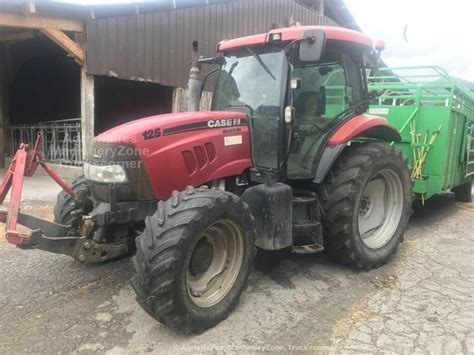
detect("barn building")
(0, 0), (359, 168)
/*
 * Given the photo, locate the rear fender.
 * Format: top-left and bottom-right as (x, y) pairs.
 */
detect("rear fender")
(313, 114), (401, 183)
(327, 114), (401, 145)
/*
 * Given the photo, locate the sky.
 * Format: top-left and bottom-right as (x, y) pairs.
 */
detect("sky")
(344, 0), (474, 81)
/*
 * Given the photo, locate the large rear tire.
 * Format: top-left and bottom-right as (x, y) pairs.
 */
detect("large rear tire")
(453, 180), (472, 202)
(131, 187), (256, 333)
(319, 142), (412, 270)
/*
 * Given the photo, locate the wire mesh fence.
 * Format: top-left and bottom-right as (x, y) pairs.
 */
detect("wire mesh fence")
(8, 119), (82, 166)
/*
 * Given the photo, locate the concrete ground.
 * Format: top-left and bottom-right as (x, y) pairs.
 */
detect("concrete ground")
(0, 171), (473, 354)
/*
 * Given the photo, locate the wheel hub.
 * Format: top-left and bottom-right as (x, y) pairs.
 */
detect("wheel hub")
(187, 220), (244, 308)
(359, 195), (372, 217)
(358, 169), (404, 250)
(189, 239), (214, 275)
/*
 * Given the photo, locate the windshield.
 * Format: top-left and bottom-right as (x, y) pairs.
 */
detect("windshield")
(212, 46), (286, 116)
(213, 47), (287, 169)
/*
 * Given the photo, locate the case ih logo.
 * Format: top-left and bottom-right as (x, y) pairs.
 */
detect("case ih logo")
(161, 117), (246, 137)
(207, 118), (242, 128)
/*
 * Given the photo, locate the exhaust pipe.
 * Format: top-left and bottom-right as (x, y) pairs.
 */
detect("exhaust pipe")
(186, 40), (203, 112)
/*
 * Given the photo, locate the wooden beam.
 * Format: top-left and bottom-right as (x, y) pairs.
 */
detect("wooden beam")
(172, 88), (187, 112)
(41, 28), (84, 64)
(81, 68), (95, 159)
(0, 30), (35, 42)
(0, 45), (9, 168)
(0, 13), (83, 32)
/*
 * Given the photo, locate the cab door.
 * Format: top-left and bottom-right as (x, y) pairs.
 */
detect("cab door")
(286, 47), (365, 179)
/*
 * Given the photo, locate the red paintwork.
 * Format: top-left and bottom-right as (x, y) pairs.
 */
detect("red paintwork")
(328, 114), (400, 145)
(218, 26), (373, 52)
(96, 111), (252, 199)
(0, 134), (76, 246)
(2, 144), (27, 246)
(95, 111), (400, 200)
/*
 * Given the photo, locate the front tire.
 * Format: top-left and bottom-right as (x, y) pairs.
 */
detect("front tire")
(319, 142), (412, 270)
(131, 187), (256, 333)
(54, 173), (91, 227)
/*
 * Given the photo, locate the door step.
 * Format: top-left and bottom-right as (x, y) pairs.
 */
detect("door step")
(292, 243), (324, 254)
(292, 190), (324, 254)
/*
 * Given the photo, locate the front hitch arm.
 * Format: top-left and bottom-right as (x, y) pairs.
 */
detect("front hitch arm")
(0, 133), (128, 262)
(0, 133), (76, 246)
(0, 210), (128, 262)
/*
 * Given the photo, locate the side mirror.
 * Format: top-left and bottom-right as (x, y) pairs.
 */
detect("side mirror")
(284, 106), (295, 123)
(299, 29), (326, 62)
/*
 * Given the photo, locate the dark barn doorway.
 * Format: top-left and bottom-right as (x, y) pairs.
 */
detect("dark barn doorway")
(94, 76), (173, 135)
(9, 35), (80, 125)
(5, 34), (82, 166)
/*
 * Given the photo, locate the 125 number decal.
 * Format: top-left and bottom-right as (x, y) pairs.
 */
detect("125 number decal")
(142, 128), (161, 140)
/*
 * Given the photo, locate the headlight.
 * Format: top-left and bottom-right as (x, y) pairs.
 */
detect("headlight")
(83, 163), (128, 183)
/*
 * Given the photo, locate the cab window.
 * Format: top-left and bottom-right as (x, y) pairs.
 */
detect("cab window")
(287, 48), (365, 178)
(292, 50), (364, 121)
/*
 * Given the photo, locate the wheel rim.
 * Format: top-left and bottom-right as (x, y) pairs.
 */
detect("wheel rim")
(358, 169), (404, 249)
(187, 220), (243, 308)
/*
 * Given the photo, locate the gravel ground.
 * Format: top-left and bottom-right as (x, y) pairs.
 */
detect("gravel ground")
(0, 173), (472, 354)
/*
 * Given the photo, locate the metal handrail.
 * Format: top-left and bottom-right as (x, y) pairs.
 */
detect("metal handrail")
(369, 66), (474, 100)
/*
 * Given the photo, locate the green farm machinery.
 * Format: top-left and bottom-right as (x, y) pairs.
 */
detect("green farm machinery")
(368, 66), (474, 202)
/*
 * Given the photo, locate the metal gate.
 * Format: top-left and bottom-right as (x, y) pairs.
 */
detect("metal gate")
(8, 119), (82, 166)
(467, 124), (474, 177)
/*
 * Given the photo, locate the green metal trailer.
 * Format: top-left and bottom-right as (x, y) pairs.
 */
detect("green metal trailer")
(367, 66), (474, 201)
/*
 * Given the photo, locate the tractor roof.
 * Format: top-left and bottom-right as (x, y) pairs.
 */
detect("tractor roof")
(217, 26), (373, 52)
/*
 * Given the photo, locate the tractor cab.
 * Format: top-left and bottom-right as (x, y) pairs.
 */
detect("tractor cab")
(212, 26), (373, 180)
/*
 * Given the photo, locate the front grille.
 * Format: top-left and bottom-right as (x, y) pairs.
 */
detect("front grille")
(182, 150), (198, 176)
(182, 143), (218, 176)
(205, 142), (217, 162)
(194, 145), (208, 169)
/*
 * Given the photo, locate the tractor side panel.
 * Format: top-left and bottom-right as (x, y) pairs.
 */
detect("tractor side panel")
(142, 128), (251, 199)
(95, 111), (252, 200)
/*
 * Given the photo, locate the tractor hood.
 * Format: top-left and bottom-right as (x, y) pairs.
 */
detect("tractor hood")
(92, 111), (251, 200)
(96, 111), (248, 144)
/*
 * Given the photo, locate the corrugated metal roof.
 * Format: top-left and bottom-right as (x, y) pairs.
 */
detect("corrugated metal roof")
(0, 1), (232, 20)
(86, 0), (340, 88)
(0, 0), (359, 27)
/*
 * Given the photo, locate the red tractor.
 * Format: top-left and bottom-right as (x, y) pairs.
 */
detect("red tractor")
(1, 26), (412, 332)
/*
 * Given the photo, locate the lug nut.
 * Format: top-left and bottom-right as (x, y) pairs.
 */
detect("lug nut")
(78, 254), (86, 262)
(83, 242), (91, 250)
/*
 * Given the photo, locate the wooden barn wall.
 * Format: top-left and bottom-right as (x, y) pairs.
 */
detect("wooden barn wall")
(86, 0), (339, 88)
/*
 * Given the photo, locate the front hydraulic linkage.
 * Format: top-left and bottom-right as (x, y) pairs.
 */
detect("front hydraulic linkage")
(0, 133), (128, 262)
